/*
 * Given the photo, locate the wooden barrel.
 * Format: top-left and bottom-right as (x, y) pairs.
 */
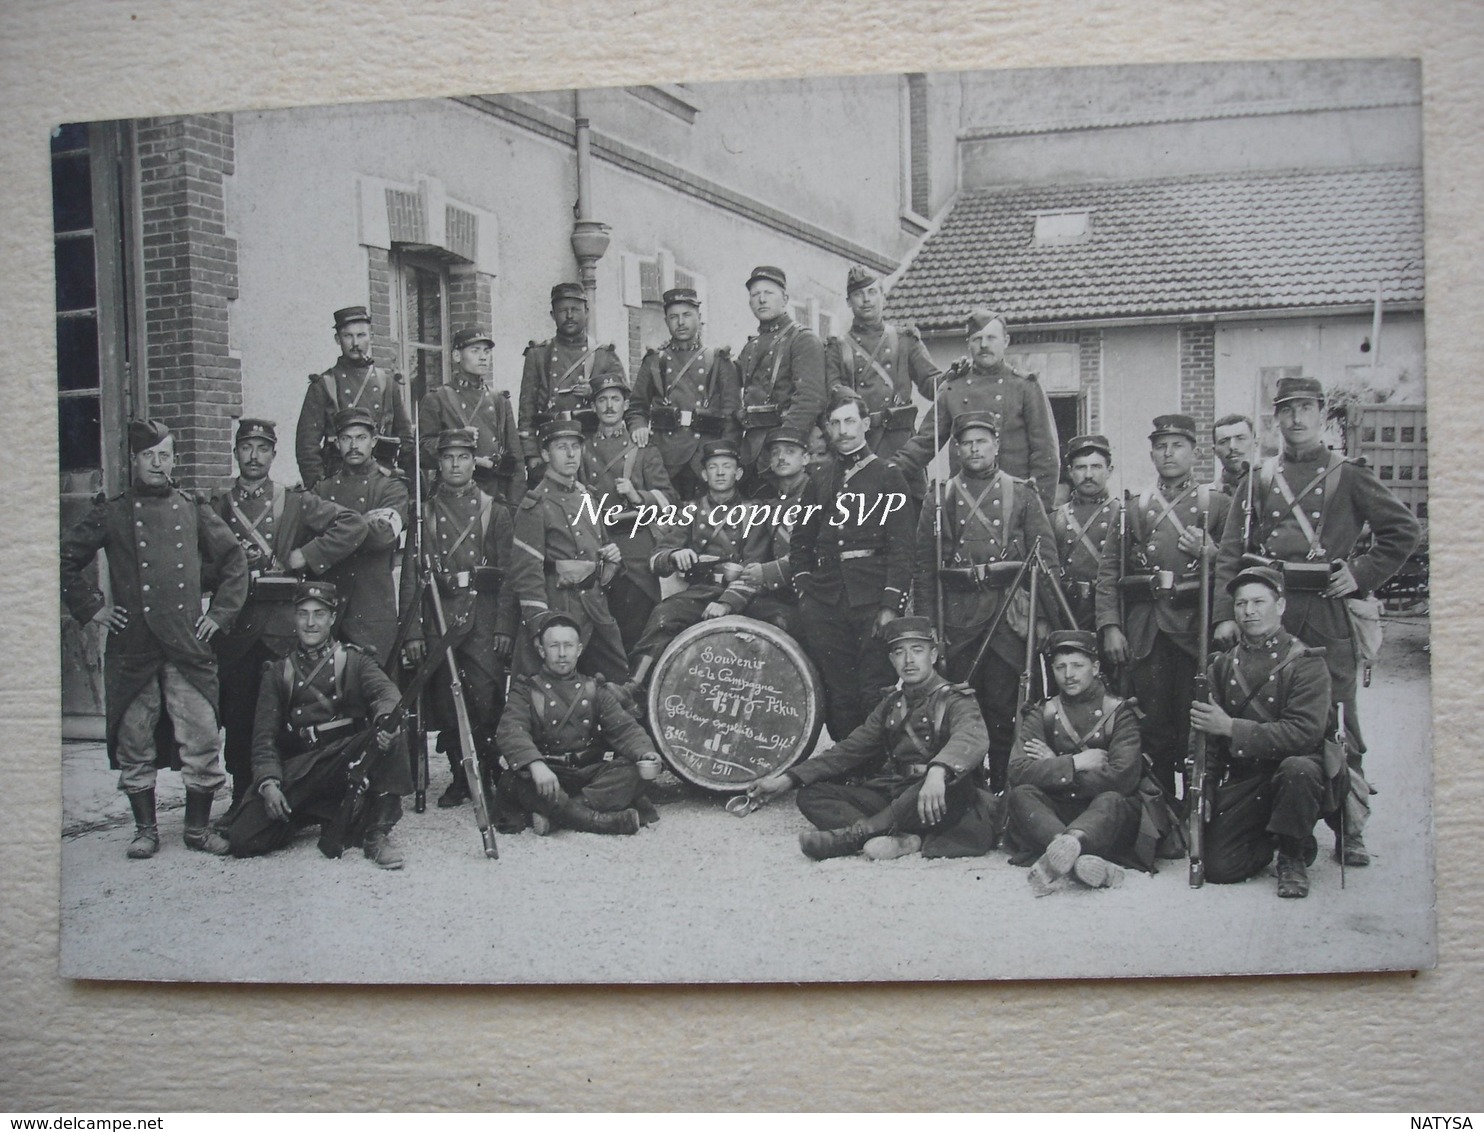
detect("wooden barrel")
(646, 614), (824, 792)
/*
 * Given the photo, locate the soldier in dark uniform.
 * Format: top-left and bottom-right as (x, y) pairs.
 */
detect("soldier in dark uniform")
(1213, 376), (1421, 866)
(791, 389), (914, 742)
(315, 406), (409, 664)
(1050, 434), (1120, 632)
(509, 419), (630, 683)
(629, 287), (741, 502)
(60, 420), (249, 858)
(750, 617), (997, 861)
(419, 327), (524, 505)
(824, 264), (940, 505)
(226, 580), (412, 868)
(517, 282), (626, 482)
(1096, 414), (1231, 797)
(734, 266), (827, 484)
(1208, 413), (1256, 496)
(400, 428), (517, 809)
(579, 373), (675, 653)
(627, 440), (761, 688)
(735, 425), (812, 636)
(295, 305), (413, 489)
(913, 411), (1056, 792)
(1192, 567), (1336, 898)
(212, 419), (368, 810)
(895, 309), (1061, 513)
(1008, 630), (1150, 895)
(495, 612), (659, 836)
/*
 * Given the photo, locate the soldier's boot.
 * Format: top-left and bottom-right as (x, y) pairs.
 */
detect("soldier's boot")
(182, 790), (230, 856)
(438, 759), (470, 809)
(361, 793), (405, 870)
(634, 795), (661, 827)
(124, 789), (159, 860)
(1028, 832), (1083, 896)
(1276, 838), (1310, 898)
(552, 796), (641, 836)
(799, 821), (873, 861)
(1336, 831), (1370, 867)
(862, 833), (922, 861)
(1071, 855), (1126, 890)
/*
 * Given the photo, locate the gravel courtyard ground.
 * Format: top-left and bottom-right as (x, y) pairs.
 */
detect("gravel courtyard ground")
(59, 615), (1434, 984)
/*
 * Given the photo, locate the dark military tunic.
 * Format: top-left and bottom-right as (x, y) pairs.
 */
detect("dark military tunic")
(734, 314), (827, 469)
(791, 447), (915, 741)
(316, 464), (409, 663)
(295, 359), (413, 488)
(1202, 629), (1335, 883)
(739, 472), (808, 633)
(630, 340), (742, 495)
(823, 319), (939, 482)
(60, 484), (248, 766)
(510, 471), (629, 681)
(788, 672), (998, 858)
(418, 376), (524, 504)
(516, 337), (626, 462)
(896, 358), (1061, 512)
(1051, 493), (1120, 631)
(495, 671), (655, 817)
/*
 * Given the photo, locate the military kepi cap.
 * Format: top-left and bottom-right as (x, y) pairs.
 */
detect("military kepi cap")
(1273, 375), (1325, 406)
(533, 609), (582, 639)
(952, 410), (1000, 441)
(437, 427), (478, 452)
(701, 440), (742, 464)
(746, 265), (787, 290)
(1065, 433), (1112, 461)
(333, 406), (377, 434)
(966, 308), (1006, 336)
(884, 616), (937, 647)
(662, 287), (701, 310)
(235, 418), (278, 446)
(846, 265), (878, 296)
(1228, 565), (1285, 597)
(550, 282), (586, 306)
(332, 305), (370, 329)
(1149, 414), (1198, 443)
(294, 579), (339, 610)
(764, 425), (810, 450)
(453, 327), (494, 351)
(128, 418), (172, 454)
(590, 373), (630, 398)
(538, 419), (586, 446)
(1044, 629), (1099, 659)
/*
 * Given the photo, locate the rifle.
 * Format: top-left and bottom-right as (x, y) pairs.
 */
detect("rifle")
(1033, 542), (1079, 630)
(932, 393), (946, 655)
(1244, 373), (1263, 555)
(1115, 489), (1132, 694)
(426, 558), (500, 859)
(964, 554), (1034, 685)
(402, 368), (431, 813)
(1187, 506), (1213, 888)
(318, 615), (464, 859)
(1335, 702), (1348, 890)
(1017, 537), (1042, 713)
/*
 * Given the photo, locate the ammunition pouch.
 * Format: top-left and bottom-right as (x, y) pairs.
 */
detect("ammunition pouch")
(436, 565), (504, 597)
(534, 406), (599, 434)
(372, 435), (402, 465)
(869, 404), (918, 432)
(939, 560), (1025, 592)
(742, 403), (783, 430)
(494, 452), (522, 476)
(249, 572), (300, 602)
(684, 554), (738, 586)
(546, 559), (599, 591)
(650, 404), (727, 437)
(1062, 578), (1095, 603)
(1169, 580), (1204, 609)
(1116, 574), (1158, 603)
(1240, 552), (1334, 594)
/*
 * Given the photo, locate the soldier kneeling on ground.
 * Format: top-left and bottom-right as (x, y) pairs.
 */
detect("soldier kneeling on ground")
(749, 616), (1001, 861)
(226, 580), (410, 868)
(494, 611), (661, 836)
(1006, 630), (1176, 895)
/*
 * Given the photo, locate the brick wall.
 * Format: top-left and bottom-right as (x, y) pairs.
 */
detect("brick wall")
(907, 74), (929, 217)
(367, 246), (397, 374)
(138, 113), (241, 489)
(1179, 322), (1217, 482)
(447, 267), (493, 359)
(627, 308), (643, 378)
(1080, 329), (1102, 434)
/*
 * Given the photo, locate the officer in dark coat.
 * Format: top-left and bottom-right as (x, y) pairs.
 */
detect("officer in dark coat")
(1212, 376), (1421, 866)
(1007, 630), (1151, 895)
(628, 287), (741, 502)
(226, 580), (412, 868)
(1192, 566), (1336, 898)
(315, 406), (409, 664)
(60, 420), (249, 858)
(735, 425), (812, 636)
(750, 617), (997, 860)
(734, 265), (827, 480)
(495, 611), (659, 836)
(791, 389), (915, 742)
(419, 326), (524, 505)
(894, 308), (1061, 513)
(824, 264), (940, 504)
(912, 411), (1056, 792)
(400, 427), (517, 809)
(1050, 434), (1121, 632)
(578, 373), (676, 653)
(1096, 414), (1231, 797)
(295, 305), (413, 488)
(517, 282), (626, 479)
(212, 419), (368, 809)
(509, 419), (630, 683)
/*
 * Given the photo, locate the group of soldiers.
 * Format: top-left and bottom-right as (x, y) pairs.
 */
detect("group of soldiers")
(60, 261), (1421, 901)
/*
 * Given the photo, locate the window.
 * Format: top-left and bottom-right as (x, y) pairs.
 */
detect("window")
(1032, 210), (1092, 247)
(394, 251), (448, 393)
(1006, 343), (1079, 394)
(53, 123), (102, 480)
(904, 74), (930, 220)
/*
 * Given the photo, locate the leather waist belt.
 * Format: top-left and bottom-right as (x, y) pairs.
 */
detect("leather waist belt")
(939, 560), (1024, 591)
(437, 566), (503, 596)
(650, 405), (726, 436)
(1117, 573), (1203, 608)
(869, 405), (918, 432)
(249, 573), (300, 602)
(839, 548), (879, 561)
(742, 404), (782, 429)
(292, 717), (359, 746)
(538, 748), (601, 768)
(1241, 553), (1334, 594)
(534, 407), (598, 433)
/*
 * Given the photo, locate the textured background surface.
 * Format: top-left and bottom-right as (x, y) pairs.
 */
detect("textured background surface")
(2, 0), (1480, 1111)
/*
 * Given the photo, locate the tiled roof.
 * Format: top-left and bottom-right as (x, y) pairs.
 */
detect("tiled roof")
(885, 166), (1424, 332)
